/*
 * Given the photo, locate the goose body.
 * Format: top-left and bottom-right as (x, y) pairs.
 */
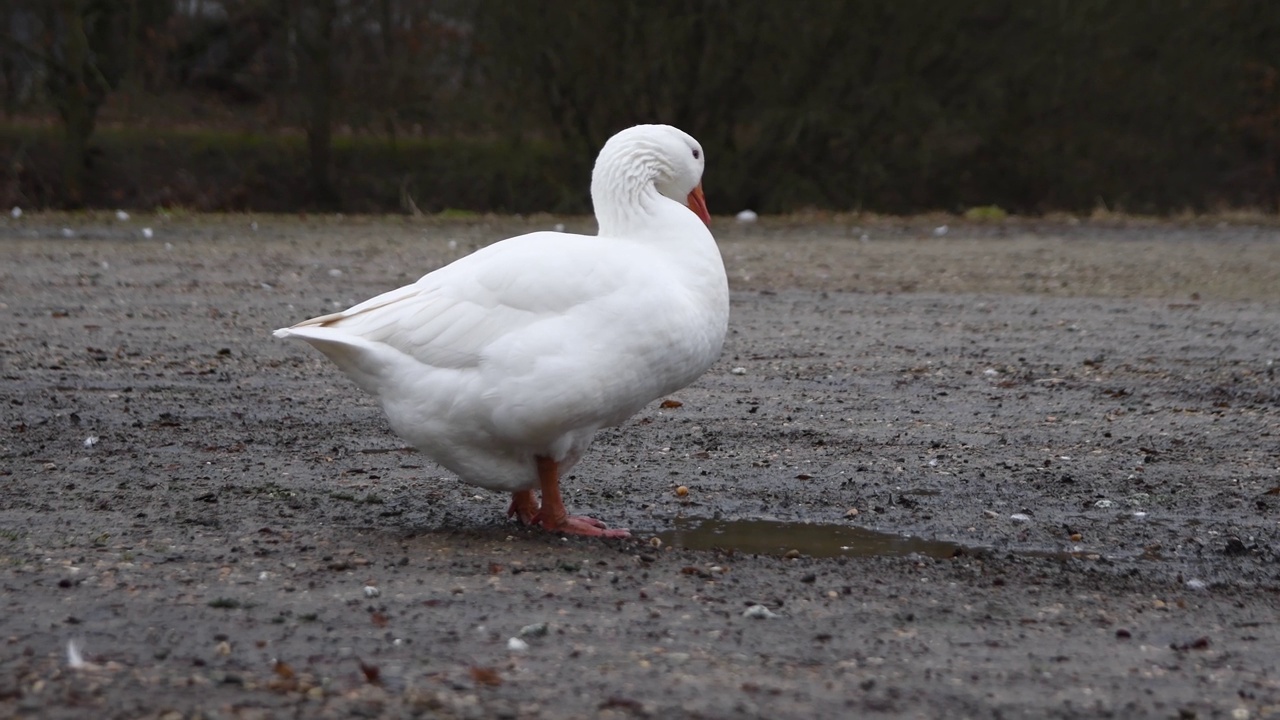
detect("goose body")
(275, 124), (728, 537)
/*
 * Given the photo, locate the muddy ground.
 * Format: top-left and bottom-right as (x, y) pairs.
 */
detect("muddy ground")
(1, 213), (1278, 719)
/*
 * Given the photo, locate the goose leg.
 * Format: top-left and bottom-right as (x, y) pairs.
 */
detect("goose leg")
(533, 455), (630, 538)
(507, 489), (540, 525)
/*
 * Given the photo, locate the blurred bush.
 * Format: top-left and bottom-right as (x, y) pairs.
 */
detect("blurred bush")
(2, 0), (1279, 214)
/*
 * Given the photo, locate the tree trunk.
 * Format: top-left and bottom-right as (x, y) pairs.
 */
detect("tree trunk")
(58, 1), (93, 208)
(298, 0), (338, 209)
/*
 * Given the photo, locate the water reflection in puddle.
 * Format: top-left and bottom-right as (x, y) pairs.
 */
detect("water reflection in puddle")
(657, 518), (965, 559)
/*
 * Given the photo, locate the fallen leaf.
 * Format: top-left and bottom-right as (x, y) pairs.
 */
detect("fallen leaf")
(660, 399), (683, 409)
(359, 660), (382, 685)
(469, 666), (502, 686)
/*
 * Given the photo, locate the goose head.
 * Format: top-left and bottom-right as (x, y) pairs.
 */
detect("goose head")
(591, 124), (710, 236)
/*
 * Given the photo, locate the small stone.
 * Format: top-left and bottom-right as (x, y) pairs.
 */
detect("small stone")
(1185, 579), (1208, 591)
(730, 367), (747, 375)
(784, 549), (801, 559)
(506, 637), (529, 652)
(215, 641), (231, 656)
(83, 436), (99, 448)
(742, 604), (778, 619)
(328, 268), (344, 277)
(10, 207), (21, 218)
(983, 510), (998, 519)
(1009, 513), (1031, 523)
(933, 225), (949, 236)
(674, 485), (689, 497)
(363, 585), (380, 598)
(1069, 533), (1082, 542)
(115, 210), (130, 221)
(735, 209), (758, 223)
(61, 227), (75, 238)
(552, 223), (566, 232)
(141, 227), (154, 238)
(1094, 499), (1115, 508)
(518, 623), (548, 638)
(844, 508), (859, 518)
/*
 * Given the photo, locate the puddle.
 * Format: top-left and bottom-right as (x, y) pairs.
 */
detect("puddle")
(657, 518), (966, 559)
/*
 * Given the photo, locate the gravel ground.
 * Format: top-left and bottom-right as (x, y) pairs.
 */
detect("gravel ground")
(2, 213), (1278, 719)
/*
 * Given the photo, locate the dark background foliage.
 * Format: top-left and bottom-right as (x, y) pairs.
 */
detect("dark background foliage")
(3, 0), (1279, 214)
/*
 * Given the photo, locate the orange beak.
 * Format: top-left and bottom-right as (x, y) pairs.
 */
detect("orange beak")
(686, 184), (710, 226)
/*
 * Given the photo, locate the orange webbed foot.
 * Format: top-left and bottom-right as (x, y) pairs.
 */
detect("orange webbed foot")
(507, 489), (540, 526)
(533, 510), (630, 538)
(530, 455), (630, 538)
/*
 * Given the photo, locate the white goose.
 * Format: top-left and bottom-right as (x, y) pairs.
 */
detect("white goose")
(275, 124), (729, 538)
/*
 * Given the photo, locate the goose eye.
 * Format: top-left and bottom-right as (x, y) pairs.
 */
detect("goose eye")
(692, 149), (700, 160)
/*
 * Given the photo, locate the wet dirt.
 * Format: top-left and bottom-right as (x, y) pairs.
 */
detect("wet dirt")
(2, 213), (1279, 718)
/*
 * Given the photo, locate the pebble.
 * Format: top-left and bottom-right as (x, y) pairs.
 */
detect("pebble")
(363, 585), (380, 598)
(518, 622), (548, 638)
(675, 485), (689, 497)
(735, 209), (758, 223)
(1009, 513), (1031, 523)
(933, 225), (949, 236)
(742, 604), (778, 619)
(115, 210), (130, 221)
(328, 268), (344, 277)
(507, 637), (529, 652)
(10, 207), (20, 218)
(1185, 579), (1208, 591)
(730, 367), (747, 375)
(83, 436), (99, 448)
(844, 508), (859, 517)
(553, 223), (566, 232)
(1094, 499), (1115, 508)
(983, 510), (999, 519)
(61, 227), (75, 238)
(142, 227), (154, 238)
